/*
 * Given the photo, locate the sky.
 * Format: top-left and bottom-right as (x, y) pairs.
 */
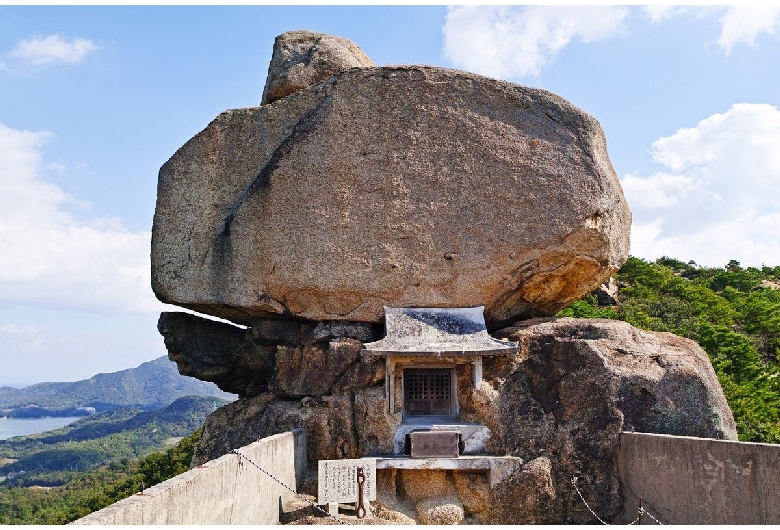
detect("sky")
(1, 5), (780, 386)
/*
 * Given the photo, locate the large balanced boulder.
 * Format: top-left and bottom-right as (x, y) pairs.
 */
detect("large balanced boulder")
(151, 32), (729, 525)
(152, 63), (631, 328)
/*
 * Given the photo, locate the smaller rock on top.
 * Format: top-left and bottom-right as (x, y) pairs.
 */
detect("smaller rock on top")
(261, 29), (374, 105)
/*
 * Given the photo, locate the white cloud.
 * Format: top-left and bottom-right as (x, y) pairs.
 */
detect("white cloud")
(8, 35), (97, 67)
(45, 161), (67, 172)
(0, 122), (161, 313)
(621, 172), (698, 209)
(642, 5), (691, 23)
(622, 103), (780, 267)
(644, 6), (780, 55)
(0, 323), (44, 359)
(0, 324), (39, 335)
(442, 5), (628, 79)
(718, 5), (780, 55)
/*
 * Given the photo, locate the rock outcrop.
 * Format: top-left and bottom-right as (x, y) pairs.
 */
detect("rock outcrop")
(188, 316), (735, 523)
(416, 496), (465, 525)
(593, 276), (619, 305)
(486, 457), (557, 524)
(192, 386), (400, 467)
(151, 44), (631, 329)
(486, 317), (736, 523)
(158, 311), (274, 397)
(160, 311), (383, 399)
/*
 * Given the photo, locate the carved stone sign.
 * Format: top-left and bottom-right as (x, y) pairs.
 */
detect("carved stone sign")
(410, 430), (460, 458)
(317, 458), (377, 504)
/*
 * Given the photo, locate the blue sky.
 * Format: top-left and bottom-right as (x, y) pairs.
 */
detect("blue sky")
(2, 5), (780, 385)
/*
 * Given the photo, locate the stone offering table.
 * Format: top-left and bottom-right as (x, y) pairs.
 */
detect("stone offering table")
(375, 455), (523, 487)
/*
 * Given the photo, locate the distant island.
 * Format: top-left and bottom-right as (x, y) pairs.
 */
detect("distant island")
(0, 358), (236, 524)
(0, 356), (235, 419)
(0, 395), (228, 524)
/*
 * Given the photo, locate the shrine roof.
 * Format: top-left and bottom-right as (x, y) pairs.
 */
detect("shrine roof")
(361, 306), (519, 357)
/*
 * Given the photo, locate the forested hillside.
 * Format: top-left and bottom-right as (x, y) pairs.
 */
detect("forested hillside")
(0, 395), (231, 524)
(0, 427), (202, 524)
(559, 256), (780, 443)
(0, 395), (228, 486)
(0, 356), (234, 416)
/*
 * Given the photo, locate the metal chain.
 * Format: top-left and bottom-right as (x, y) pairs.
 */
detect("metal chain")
(640, 507), (665, 525)
(231, 449), (348, 525)
(571, 477), (666, 526)
(571, 477), (610, 525)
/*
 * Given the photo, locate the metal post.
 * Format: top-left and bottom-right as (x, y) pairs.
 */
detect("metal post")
(638, 497), (643, 525)
(356, 467), (366, 519)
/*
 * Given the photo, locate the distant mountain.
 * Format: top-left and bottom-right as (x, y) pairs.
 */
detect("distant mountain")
(0, 357), (235, 416)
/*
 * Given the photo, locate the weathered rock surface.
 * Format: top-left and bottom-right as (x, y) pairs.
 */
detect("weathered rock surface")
(486, 457), (557, 524)
(353, 386), (400, 456)
(152, 64), (631, 329)
(452, 471), (490, 518)
(158, 311), (381, 398)
(190, 316), (734, 523)
(190, 392), (276, 467)
(192, 386), (400, 467)
(486, 317), (736, 523)
(158, 311), (274, 397)
(416, 496), (465, 525)
(261, 30), (374, 105)
(397, 469), (454, 505)
(272, 338), (384, 398)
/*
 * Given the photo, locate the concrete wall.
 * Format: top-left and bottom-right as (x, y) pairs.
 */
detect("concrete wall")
(71, 428), (306, 525)
(618, 432), (780, 524)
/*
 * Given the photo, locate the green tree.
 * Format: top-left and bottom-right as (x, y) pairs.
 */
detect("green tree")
(0, 428), (203, 524)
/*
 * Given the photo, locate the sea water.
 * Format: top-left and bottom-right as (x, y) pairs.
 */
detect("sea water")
(0, 417), (82, 440)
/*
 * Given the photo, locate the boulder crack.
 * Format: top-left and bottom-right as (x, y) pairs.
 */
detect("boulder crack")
(215, 93), (334, 240)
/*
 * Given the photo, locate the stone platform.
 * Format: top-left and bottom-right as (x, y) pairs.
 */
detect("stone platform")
(375, 455), (522, 487)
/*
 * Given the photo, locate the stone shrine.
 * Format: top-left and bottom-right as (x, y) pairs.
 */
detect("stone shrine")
(153, 30), (736, 524)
